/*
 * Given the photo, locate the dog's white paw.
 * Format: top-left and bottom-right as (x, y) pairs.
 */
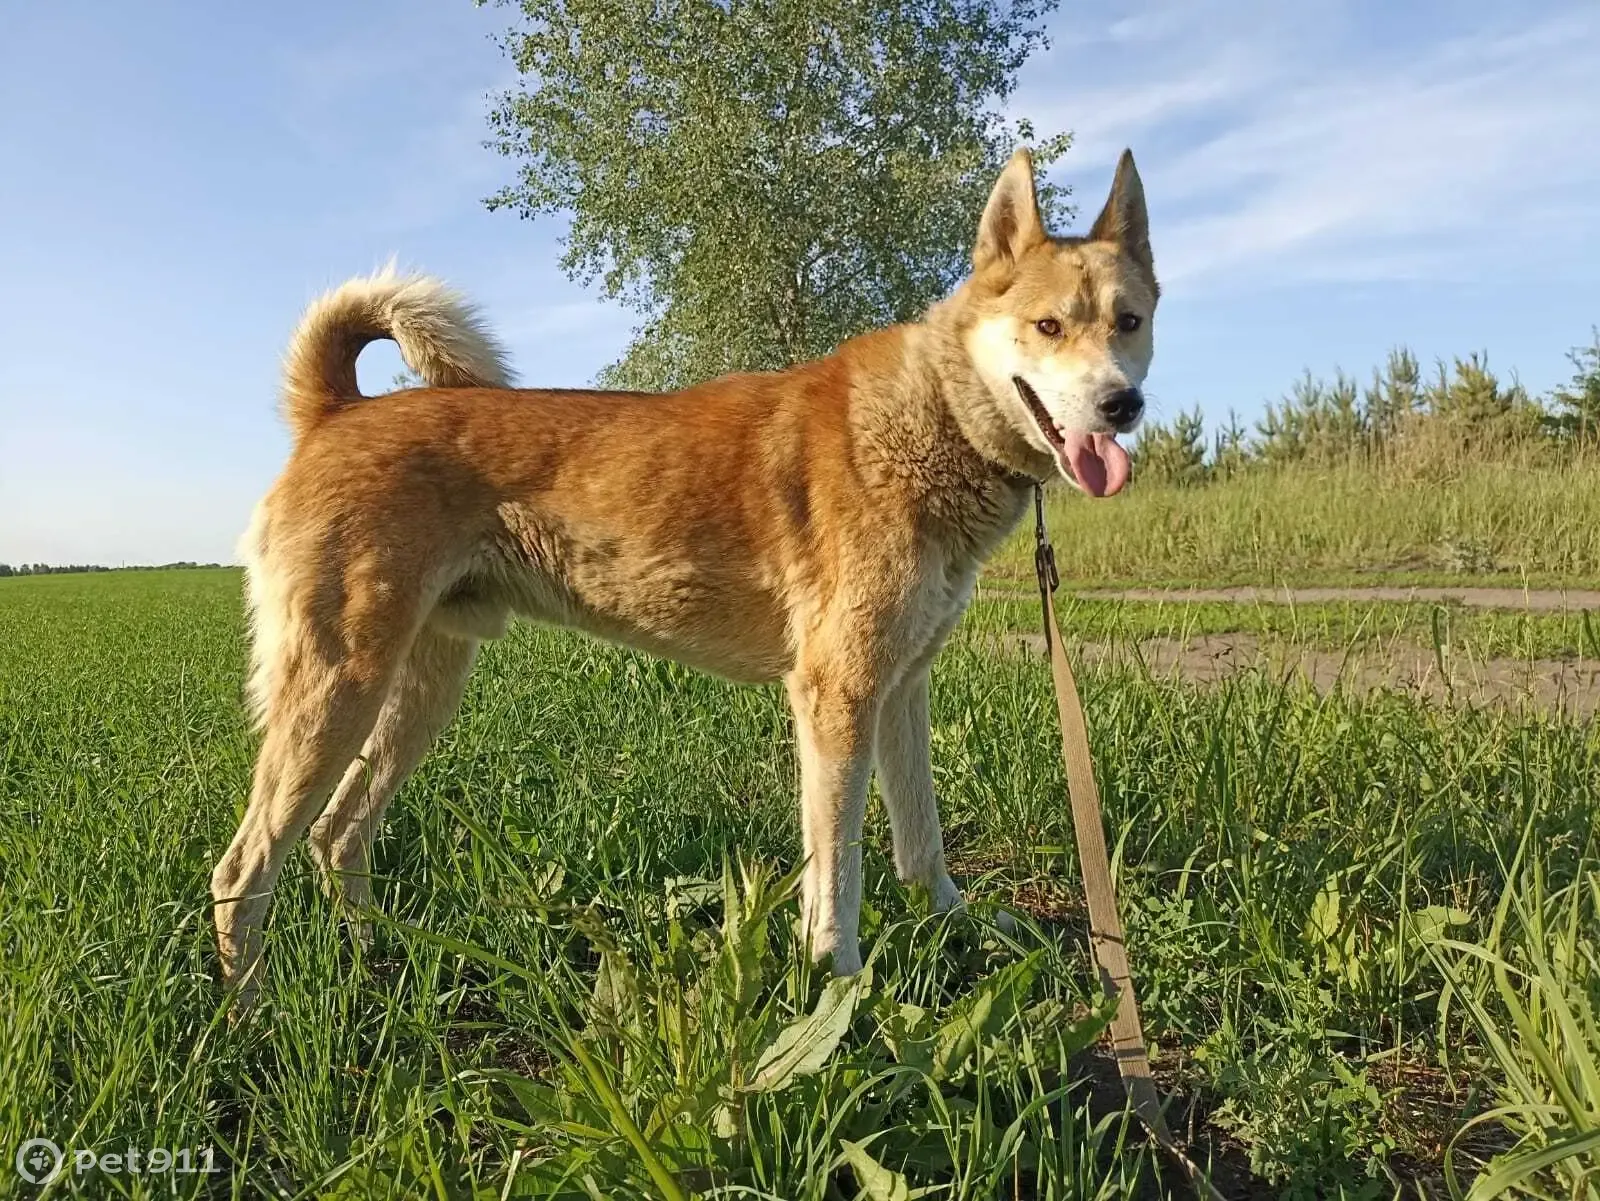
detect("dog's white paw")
(806, 925), (864, 976)
(827, 942), (864, 976)
(221, 965), (264, 1025)
(926, 874), (966, 914)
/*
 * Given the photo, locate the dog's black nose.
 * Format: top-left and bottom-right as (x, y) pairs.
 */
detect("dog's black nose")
(1098, 388), (1144, 427)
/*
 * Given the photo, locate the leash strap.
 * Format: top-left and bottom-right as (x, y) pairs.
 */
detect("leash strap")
(1032, 485), (1223, 1199)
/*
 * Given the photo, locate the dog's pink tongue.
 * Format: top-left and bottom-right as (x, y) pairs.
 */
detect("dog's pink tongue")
(1059, 432), (1131, 497)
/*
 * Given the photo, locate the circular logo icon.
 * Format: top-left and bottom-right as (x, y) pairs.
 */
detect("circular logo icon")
(15, 1138), (63, 1185)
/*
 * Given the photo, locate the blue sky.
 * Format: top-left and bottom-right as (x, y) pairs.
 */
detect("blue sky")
(2, 0), (1597, 565)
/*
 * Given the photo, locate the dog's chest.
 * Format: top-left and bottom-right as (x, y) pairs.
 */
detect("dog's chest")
(896, 479), (1027, 659)
(895, 551), (980, 669)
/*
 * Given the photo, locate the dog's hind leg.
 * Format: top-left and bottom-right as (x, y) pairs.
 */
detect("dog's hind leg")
(307, 625), (479, 933)
(876, 668), (964, 915)
(211, 599), (411, 1010)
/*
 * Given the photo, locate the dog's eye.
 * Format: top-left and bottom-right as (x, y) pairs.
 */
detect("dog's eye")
(1116, 312), (1142, 334)
(1035, 318), (1061, 338)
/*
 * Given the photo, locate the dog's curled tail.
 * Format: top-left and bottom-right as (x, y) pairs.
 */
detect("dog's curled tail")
(280, 264), (513, 439)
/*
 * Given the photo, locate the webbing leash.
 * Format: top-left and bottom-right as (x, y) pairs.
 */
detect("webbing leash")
(1032, 484), (1224, 1200)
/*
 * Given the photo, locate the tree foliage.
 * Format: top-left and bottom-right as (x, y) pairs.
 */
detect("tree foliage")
(485, 0), (1069, 390)
(1122, 338), (1594, 491)
(1133, 408), (1208, 486)
(1362, 347), (1423, 443)
(1211, 410), (1250, 480)
(1546, 328), (1600, 444)
(1423, 352), (1537, 439)
(1255, 370), (1367, 466)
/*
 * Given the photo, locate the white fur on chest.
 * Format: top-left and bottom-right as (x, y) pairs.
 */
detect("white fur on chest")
(895, 551), (981, 684)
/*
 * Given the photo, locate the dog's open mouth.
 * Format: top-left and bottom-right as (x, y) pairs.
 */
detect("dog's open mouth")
(1013, 376), (1130, 498)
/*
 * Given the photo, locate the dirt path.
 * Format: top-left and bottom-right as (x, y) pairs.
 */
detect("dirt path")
(1060, 585), (1600, 611)
(1004, 631), (1600, 717)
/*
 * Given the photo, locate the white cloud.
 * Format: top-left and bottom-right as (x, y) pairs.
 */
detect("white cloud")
(1063, 57), (1266, 171)
(1015, 3), (1600, 293)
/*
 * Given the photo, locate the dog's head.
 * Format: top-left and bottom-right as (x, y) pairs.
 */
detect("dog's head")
(959, 148), (1158, 497)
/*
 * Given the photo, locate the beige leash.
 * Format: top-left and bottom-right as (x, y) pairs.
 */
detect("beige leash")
(1032, 485), (1225, 1200)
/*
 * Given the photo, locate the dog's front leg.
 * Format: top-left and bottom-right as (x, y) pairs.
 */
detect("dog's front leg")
(785, 665), (879, 975)
(877, 668), (964, 914)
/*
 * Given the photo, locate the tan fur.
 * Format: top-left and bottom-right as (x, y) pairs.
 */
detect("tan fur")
(212, 149), (1160, 1007)
(280, 262), (513, 440)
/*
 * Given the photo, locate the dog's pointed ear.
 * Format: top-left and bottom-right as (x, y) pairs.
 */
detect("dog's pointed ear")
(1090, 150), (1154, 275)
(974, 149), (1047, 272)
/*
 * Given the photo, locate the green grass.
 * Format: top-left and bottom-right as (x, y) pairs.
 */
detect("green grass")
(967, 592), (1600, 663)
(988, 456), (1600, 589)
(2, 569), (1597, 1198)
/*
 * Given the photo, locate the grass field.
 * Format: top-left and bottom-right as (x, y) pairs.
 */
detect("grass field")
(989, 454), (1600, 589)
(967, 591), (1600, 665)
(2, 566), (1597, 1199)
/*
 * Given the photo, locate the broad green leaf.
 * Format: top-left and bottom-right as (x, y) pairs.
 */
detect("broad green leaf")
(652, 1120), (716, 1173)
(839, 1138), (912, 1201)
(930, 952), (1043, 1082)
(1303, 876), (1342, 952)
(1410, 905), (1471, 944)
(744, 971), (864, 1092)
(471, 1069), (612, 1142)
(881, 1000), (933, 1068)
(716, 857), (775, 1012)
(589, 947), (641, 1034)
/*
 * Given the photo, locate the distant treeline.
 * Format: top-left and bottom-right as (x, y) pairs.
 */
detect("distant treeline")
(0, 561), (223, 577)
(1135, 329), (1600, 486)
